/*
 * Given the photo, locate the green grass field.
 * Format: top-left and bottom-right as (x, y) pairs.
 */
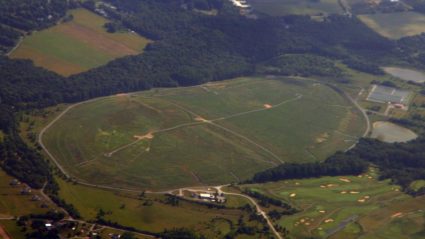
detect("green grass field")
(240, 168), (425, 239)
(10, 8), (151, 76)
(248, 0), (343, 16)
(358, 11), (425, 39)
(0, 220), (26, 239)
(42, 77), (365, 190)
(56, 178), (260, 236)
(0, 170), (54, 217)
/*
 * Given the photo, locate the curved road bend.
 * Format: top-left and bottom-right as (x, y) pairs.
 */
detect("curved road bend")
(222, 191), (283, 239)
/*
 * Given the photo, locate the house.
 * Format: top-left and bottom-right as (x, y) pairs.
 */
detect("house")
(31, 195), (41, 201)
(10, 179), (20, 186)
(20, 187), (32, 195)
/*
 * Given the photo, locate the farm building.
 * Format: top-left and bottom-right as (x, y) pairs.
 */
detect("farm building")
(229, 0), (250, 8)
(199, 193), (215, 200)
(366, 84), (411, 106)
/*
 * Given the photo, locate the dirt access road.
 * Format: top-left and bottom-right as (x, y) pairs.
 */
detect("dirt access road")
(0, 225), (11, 239)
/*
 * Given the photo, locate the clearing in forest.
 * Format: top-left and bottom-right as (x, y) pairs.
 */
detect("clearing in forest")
(10, 8), (151, 76)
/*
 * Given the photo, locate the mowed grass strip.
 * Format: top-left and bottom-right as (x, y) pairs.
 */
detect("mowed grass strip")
(10, 8), (151, 76)
(358, 11), (425, 39)
(43, 77), (365, 190)
(248, 0), (343, 16)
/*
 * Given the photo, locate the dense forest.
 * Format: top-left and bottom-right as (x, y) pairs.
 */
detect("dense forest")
(0, 0), (425, 213)
(250, 153), (368, 183)
(0, 0), (79, 54)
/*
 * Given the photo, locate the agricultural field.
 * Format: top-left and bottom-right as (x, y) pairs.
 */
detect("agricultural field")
(10, 8), (151, 76)
(0, 169), (54, 217)
(358, 11), (425, 39)
(247, 0), (343, 16)
(240, 168), (425, 239)
(56, 178), (262, 237)
(42, 77), (366, 190)
(0, 220), (26, 239)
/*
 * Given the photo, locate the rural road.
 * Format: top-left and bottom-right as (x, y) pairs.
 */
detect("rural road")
(5, 36), (23, 56)
(38, 96), (116, 178)
(0, 225), (11, 239)
(220, 190), (283, 239)
(340, 88), (371, 152)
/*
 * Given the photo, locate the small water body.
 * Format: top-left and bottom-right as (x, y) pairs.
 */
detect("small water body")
(383, 67), (425, 83)
(371, 121), (418, 143)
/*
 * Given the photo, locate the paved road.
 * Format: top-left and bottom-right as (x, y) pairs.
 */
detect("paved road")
(220, 189), (283, 239)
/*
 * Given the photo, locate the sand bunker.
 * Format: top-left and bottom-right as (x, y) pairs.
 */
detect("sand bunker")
(350, 191), (360, 194)
(290, 193), (297, 197)
(324, 219), (334, 223)
(264, 104), (272, 109)
(391, 212), (403, 218)
(339, 178), (351, 183)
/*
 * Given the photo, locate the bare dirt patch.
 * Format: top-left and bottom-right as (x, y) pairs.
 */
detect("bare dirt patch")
(315, 132), (329, 144)
(134, 132), (154, 140)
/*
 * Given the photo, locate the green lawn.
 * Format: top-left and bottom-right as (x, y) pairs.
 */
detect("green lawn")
(10, 8), (151, 76)
(410, 180), (425, 191)
(248, 0), (343, 16)
(358, 11), (425, 39)
(42, 77), (365, 190)
(240, 168), (425, 239)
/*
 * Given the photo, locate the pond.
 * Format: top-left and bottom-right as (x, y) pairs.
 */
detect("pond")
(371, 121), (418, 143)
(383, 67), (425, 83)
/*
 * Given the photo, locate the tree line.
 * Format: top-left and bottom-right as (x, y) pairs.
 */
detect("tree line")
(249, 138), (425, 194)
